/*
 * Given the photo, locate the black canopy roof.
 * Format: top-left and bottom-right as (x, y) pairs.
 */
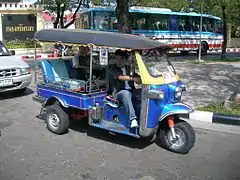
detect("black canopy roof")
(34, 28), (171, 50)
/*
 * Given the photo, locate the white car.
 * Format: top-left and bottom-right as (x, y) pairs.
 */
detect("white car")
(0, 41), (32, 93)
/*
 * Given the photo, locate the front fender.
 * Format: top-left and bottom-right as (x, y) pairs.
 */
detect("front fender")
(159, 102), (194, 121)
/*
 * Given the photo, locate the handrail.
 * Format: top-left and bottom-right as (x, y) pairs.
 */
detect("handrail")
(38, 74), (106, 93)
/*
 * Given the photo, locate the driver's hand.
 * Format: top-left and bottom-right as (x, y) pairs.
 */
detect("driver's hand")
(133, 77), (141, 84)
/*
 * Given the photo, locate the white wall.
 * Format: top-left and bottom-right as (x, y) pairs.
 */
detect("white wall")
(0, 14), (2, 41)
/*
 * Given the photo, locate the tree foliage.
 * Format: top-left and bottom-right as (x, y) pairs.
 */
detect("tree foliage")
(191, 0), (240, 57)
(134, 0), (190, 11)
(35, 0), (89, 28)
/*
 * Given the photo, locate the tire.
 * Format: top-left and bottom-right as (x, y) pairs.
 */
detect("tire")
(198, 42), (208, 56)
(157, 120), (196, 154)
(45, 104), (69, 135)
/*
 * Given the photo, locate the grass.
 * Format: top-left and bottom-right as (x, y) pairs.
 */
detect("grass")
(182, 58), (240, 64)
(4, 39), (42, 49)
(197, 101), (240, 116)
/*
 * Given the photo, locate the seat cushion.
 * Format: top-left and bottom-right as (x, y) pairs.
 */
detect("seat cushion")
(50, 59), (70, 82)
(39, 60), (55, 82)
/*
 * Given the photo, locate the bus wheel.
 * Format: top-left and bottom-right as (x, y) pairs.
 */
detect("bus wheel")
(45, 104), (69, 135)
(199, 42), (208, 56)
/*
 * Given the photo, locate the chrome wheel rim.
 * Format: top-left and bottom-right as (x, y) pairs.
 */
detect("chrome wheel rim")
(48, 113), (60, 129)
(167, 128), (186, 148)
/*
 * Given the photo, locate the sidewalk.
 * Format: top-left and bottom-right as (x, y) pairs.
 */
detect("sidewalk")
(172, 62), (240, 108)
(175, 61), (240, 127)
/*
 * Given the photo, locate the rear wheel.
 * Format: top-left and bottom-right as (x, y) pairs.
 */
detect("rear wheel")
(198, 42), (208, 56)
(157, 120), (196, 154)
(45, 104), (69, 135)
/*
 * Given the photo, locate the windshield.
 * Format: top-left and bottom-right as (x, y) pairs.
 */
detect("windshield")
(0, 42), (10, 56)
(140, 48), (176, 78)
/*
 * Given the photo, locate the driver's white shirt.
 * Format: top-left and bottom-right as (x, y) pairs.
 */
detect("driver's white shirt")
(72, 53), (80, 68)
(121, 67), (131, 89)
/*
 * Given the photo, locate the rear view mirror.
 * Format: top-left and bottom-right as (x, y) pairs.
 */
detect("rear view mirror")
(10, 50), (15, 55)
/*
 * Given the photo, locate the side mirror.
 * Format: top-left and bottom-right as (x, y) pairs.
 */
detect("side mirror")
(10, 50), (15, 55)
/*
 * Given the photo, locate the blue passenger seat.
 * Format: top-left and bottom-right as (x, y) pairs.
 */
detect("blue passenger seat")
(39, 59), (86, 91)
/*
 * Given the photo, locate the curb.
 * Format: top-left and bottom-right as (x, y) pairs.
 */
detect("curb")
(21, 54), (54, 60)
(226, 48), (240, 53)
(189, 110), (240, 126)
(168, 48), (240, 54)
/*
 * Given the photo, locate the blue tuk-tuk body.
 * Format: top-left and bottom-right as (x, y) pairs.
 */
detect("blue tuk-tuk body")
(33, 29), (196, 154)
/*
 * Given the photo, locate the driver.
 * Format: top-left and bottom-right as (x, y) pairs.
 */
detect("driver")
(109, 49), (141, 128)
(71, 46), (90, 80)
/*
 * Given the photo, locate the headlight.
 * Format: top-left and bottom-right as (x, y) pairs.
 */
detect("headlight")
(145, 89), (164, 99)
(175, 87), (183, 99)
(20, 67), (31, 75)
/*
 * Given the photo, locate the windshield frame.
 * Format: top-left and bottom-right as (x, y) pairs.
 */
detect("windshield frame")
(140, 48), (176, 78)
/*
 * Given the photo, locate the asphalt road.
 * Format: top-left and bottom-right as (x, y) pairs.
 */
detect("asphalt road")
(0, 71), (240, 180)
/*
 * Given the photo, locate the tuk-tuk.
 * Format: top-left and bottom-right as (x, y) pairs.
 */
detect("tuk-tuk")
(33, 28), (196, 154)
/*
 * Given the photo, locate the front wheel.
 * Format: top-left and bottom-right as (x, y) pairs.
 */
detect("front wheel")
(157, 120), (196, 154)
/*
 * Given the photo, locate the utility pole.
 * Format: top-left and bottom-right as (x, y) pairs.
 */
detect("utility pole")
(198, 2), (203, 62)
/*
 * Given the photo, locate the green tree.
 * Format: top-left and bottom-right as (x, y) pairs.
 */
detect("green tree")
(135, 0), (189, 11)
(35, 0), (86, 28)
(192, 0), (240, 58)
(92, 0), (132, 33)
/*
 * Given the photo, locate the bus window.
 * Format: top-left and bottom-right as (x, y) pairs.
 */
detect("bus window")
(148, 14), (169, 31)
(131, 13), (149, 30)
(77, 12), (89, 29)
(190, 16), (200, 31)
(214, 19), (223, 34)
(203, 17), (214, 32)
(183, 16), (191, 31)
(110, 16), (118, 30)
(178, 16), (185, 31)
(93, 11), (112, 30)
(170, 16), (178, 31)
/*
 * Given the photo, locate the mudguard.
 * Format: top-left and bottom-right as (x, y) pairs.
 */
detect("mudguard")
(159, 102), (194, 121)
(44, 96), (69, 108)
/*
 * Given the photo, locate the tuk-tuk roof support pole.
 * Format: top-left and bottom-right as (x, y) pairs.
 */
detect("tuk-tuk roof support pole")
(89, 45), (93, 94)
(34, 40), (37, 84)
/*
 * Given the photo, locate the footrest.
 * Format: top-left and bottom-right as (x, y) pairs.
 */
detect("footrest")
(103, 95), (119, 108)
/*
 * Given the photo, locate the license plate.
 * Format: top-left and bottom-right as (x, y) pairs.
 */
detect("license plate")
(0, 79), (13, 87)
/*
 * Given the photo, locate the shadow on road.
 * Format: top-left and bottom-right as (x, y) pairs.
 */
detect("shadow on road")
(68, 119), (153, 149)
(0, 88), (34, 100)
